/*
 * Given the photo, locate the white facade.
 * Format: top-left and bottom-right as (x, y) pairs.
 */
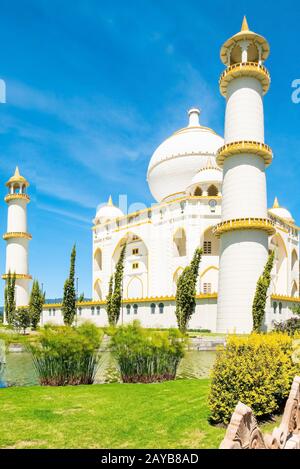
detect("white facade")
(39, 19), (300, 331)
(3, 167), (31, 307)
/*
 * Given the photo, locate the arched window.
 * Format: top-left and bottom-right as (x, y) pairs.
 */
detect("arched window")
(94, 280), (102, 300)
(96, 306), (100, 315)
(91, 306), (95, 316)
(159, 303), (164, 314)
(207, 185), (218, 196)
(273, 302), (277, 314)
(194, 187), (202, 196)
(173, 228), (186, 257)
(133, 304), (138, 315)
(94, 249), (102, 271)
(78, 307), (82, 316)
(126, 304), (131, 315)
(151, 303), (156, 314)
(279, 302), (282, 314)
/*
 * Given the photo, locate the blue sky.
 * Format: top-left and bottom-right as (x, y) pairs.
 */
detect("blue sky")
(0, 0), (299, 302)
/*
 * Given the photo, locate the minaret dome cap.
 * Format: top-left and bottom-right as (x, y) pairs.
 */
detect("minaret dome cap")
(6, 166), (29, 187)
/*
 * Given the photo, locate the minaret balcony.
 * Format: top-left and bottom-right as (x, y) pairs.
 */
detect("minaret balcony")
(219, 62), (270, 97)
(216, 141), (272, 167)
(2, 273), (32, 280)
(4, 193), (30, 203)
(213, 217), (275, 237)
(3, 232), (32, 240)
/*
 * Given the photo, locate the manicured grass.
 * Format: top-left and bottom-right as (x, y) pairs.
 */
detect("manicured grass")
(0, 379), (225, 449)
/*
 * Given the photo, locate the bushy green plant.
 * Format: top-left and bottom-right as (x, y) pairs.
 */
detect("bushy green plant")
(28, 322), (103, 386)
(273, 318), (300, 335)
(208, 333), (299, 424)
(4, 271), (16, 325)
(110, 321), (185, 383)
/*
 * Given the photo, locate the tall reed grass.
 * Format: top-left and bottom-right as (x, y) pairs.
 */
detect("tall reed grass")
(28, 322), (103, 386)
(109, 321), (185, 383)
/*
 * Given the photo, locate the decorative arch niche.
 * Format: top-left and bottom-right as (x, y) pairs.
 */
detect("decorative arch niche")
(270, 233), (288, 294)
(173, 228), (186, 257)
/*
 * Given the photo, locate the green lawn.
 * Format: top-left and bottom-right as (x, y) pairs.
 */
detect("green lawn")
(0, 379), (226, 449)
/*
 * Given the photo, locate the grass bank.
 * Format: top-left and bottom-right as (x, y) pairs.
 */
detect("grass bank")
(0, 379), (225, 449)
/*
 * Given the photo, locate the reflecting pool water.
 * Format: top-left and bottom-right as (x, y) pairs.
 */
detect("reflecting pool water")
(0, 350), (216, 387)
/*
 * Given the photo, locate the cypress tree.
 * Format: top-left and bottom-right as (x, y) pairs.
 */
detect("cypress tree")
(29, 280), (45, 329)
(175, 248), (202, 333)
(252, 251), (275, 332)
(62, 245), (77, 326)
(106, 274), (114, 325)
(106, 245), (126, 326)
(5, 271), (16, 325)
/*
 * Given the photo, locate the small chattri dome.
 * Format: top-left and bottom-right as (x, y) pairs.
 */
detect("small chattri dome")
(190, 167), (222, 187)
(147, 108), (224, 202)
(94, 196), (124, 225)
(269, 197), (294, 222)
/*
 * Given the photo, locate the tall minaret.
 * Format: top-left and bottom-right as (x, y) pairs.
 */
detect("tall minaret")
(3, 167), (32, 307)
(214, 17), (275, 333)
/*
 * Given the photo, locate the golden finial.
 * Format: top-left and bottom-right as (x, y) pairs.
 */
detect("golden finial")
(241, 15), (249, 32)
(273, 197), (280, 208)
(108, 195), (113, 206)
(14, 166), (20, 177)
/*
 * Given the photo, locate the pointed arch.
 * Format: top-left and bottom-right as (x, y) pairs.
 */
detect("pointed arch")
(173, 266), (184, 294)
(200, 265), (219, 278)
(270, 232), (288, 294)
(94, 279), (102, 300)
(199, 265), (219, 294)
(127, 276), (143, 299)
(207, 184), (218, 196)
(291, 249), (298, 271)
(112, 232), (148, 298)
(94, 248), (102, 271)
(201, 225), (220, 256)
(291, 281), (298, 298)
(173, 227), (186, 257)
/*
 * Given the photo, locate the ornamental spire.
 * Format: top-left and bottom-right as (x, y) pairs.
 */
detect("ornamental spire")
(273, 197), (280, 208)
(241, 15), (249, 32)
(108, 195), (113, 206)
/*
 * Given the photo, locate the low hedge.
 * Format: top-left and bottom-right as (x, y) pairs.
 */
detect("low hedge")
(208, 333), (300, 424)
(273, 318), (300, 335)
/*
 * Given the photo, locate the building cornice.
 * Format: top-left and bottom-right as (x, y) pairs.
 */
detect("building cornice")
(213, 217), (275, 237)
(271, 294), (300, 304)
(217, 140), (272, 167)
(43, 293), (218, 309)
(219, 62), (270, 97)
(3, 232), (32, 240)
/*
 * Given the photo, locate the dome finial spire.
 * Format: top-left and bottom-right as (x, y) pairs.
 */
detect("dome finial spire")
(14, 166), (20, 177)
(241, 15), (249, 32)
(188, 108), (200, 127)
(273, 196), (279, 208)
(108, 195), (113, 206)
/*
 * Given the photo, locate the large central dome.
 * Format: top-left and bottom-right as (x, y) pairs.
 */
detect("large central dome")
(147, 108), (224, 202)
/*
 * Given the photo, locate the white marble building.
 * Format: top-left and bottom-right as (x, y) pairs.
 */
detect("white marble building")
(32, 19), (300, 331)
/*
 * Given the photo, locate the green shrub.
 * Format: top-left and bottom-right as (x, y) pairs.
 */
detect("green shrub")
(208, 333), (299, 424)
(273, 318), (300, 335)
(110, 321), (185, 383)
(28, 322), (103, 386)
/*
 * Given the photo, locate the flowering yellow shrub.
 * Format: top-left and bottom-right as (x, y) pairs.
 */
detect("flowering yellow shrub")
(208, 333), (300, 424)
